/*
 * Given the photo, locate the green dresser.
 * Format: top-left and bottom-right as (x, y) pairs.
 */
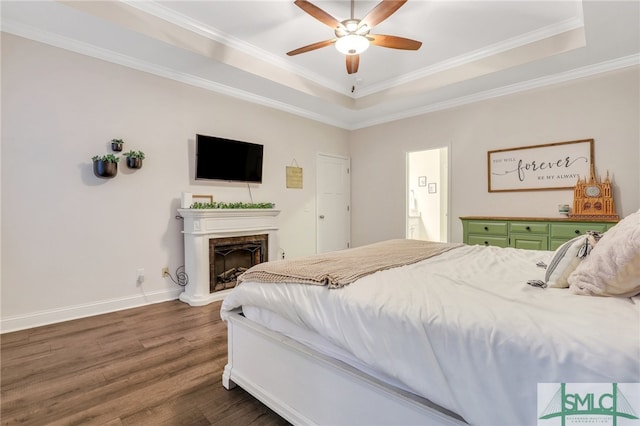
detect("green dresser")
(460, 216), (618, 251)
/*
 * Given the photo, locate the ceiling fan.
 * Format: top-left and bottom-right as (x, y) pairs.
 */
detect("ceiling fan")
(287, 0), (422, 74)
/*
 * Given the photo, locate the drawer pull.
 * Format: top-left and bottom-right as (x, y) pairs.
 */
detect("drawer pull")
(484, 226), (489, 231)
(526, 226), (531, 231)
(575, 229), (581, 235)
(484, 241), (489, 246)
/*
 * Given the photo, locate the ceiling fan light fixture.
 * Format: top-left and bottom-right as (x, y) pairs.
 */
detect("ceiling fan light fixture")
(335, 34), (370, 55)
(355, 24), (369, 35)
(344, 19), (359, 32)
(289, 0), (420, 73)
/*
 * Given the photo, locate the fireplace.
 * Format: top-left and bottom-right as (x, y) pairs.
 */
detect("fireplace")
(178, 208), (280, 306)
(209, 235), (268, 292)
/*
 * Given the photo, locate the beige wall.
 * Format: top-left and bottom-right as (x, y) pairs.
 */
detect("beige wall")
(349, 67), (640, 246)
(2, 32), (639, 331)
(1, 34), (348, 329)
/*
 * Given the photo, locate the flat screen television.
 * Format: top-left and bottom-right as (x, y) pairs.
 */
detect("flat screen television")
(195, 134), (263, 183)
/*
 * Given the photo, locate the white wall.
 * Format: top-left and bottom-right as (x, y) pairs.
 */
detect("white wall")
(1, 34), (348, 331)
(407, 149), (441, 241)
(3, 33), (639, 332)
(349, 67), (640, 247)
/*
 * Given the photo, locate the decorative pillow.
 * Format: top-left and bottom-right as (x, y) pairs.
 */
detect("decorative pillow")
(568, 209), (640, 297)
(544, 235), (587, 288)
(577, 230), (604, 258)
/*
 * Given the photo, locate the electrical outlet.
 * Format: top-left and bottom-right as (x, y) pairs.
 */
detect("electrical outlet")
(162, 267), (170, 278)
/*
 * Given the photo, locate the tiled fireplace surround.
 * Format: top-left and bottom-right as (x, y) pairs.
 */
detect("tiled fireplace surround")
(177, 208), (280, 306)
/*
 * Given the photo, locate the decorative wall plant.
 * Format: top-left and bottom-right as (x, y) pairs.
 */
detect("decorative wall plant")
(111, 138), (124, 152)
(190, 202), (275, 209)
(91, 138), (145, 178)
(92, 153), (119, 178)
(123, 150), (145, 169)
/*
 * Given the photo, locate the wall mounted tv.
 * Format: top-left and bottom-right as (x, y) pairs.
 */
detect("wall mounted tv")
(195, 134), (264, 183)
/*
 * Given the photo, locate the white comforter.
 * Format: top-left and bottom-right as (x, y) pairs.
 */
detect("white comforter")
(221, 244), (640, 425)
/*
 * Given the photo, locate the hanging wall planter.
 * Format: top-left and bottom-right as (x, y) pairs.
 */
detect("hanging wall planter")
(92, 154), (119, 178)
(111, 138), (124, 152)
(123, 150), (145, 169)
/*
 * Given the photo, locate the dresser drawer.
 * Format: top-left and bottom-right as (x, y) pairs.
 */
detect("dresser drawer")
(510, 222), (549, 234)
(467, 221), (508, 236)
(550, 223), (609, 239)
(468, 235), (509, 248)
(549, 240), (567, 251)
(510, 234), (548, 250)
(461, 217), (617, 252)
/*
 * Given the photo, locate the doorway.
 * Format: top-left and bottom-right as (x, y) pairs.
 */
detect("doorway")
(406, 147), (449, 242)
(316, 153), (351, 254)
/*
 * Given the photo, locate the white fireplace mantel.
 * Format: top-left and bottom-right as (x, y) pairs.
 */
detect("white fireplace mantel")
(177, 208), (280, 306)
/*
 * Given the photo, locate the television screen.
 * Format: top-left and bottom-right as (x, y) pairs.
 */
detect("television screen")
(195, 134), (263, 183)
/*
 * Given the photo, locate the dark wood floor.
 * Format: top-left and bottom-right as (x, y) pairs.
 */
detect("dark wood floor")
(1, 300), (290, 425)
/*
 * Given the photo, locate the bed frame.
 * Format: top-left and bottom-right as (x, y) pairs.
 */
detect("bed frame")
(222, 309), (467, 425)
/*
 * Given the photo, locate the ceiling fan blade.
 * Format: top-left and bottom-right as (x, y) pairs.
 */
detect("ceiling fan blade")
(369, 34), (422, 50)
(294, 0), (341, 29)
(287, 39), (336, 56)
(360, 0), (407, 29)
(346, 55), (360, 74)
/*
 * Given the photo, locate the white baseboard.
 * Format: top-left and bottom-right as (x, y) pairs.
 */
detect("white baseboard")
(179, 288), (231, 306)
(0, 288), (184, 334)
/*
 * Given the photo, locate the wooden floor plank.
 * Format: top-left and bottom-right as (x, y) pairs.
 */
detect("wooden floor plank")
(1, 300), (289, 425)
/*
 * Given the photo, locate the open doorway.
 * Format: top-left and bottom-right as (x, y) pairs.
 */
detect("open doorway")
(406, 147), (449, 242)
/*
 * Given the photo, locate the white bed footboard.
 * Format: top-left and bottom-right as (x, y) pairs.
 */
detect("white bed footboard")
(222, 309), (467, 426)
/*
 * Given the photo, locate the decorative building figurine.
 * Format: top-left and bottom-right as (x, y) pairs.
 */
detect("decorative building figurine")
(569, 165), (618, 220)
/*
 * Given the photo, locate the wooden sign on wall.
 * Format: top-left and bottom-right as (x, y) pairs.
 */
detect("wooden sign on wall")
(487, 139), (594, 192)
(286, 166), (303, 189)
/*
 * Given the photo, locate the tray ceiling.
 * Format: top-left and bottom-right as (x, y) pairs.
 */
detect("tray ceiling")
(2, 0), (639, 129)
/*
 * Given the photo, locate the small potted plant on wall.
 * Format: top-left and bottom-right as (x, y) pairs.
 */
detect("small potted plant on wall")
(123, 150), (145, 169)
(92, 153), (119, 178)
(111, 138), (124, 152)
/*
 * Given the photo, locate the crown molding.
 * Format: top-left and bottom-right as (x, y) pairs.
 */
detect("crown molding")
(355, 14), (586, 98)
(2, 18), (637, 131)
(350, 54), (640, 130)
(124, 0), (345, 95)
(1, 20), (350, 129)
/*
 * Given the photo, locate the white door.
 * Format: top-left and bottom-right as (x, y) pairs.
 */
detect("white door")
(317, 153), (350, 253)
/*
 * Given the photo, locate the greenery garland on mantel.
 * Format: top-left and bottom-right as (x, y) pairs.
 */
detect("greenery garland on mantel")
(190, 202), (275, 209)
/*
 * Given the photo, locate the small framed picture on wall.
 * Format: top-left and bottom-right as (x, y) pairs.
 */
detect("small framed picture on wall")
(428, 183), (437, 194)
(418, 176), (427, 187)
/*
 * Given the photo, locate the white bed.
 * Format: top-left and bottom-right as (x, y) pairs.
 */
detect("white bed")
(220, 214), (640, 425)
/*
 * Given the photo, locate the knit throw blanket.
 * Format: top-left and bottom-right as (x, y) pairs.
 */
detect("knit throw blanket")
(238, 239), (463, 289)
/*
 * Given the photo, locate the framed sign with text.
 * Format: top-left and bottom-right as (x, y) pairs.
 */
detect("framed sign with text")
(488, 139), (594, 192)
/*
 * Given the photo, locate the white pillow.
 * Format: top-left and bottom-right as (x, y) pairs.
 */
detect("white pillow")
(545, 235), (587, 288)
(568, 209), (640, 297)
